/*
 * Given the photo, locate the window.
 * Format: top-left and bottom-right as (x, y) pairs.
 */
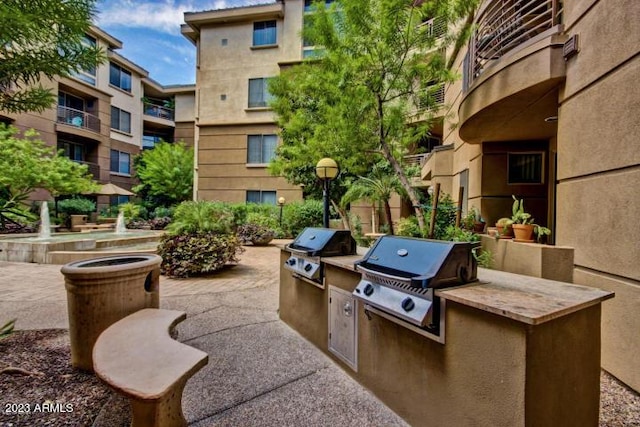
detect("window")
(72, 34), (97, 85)
(111, 106), (131, 133)
(248, 78), (273, 108)
(59, 141), (84, 161)
(247, 134), (277, 164)
(110, 195), (130, 206)
(508, 153), (544, 184)
(253, 20), (276, 46)
(246, 190), (277, 205)
(109, 62), (132, 92)
(110, 149), (131, 175)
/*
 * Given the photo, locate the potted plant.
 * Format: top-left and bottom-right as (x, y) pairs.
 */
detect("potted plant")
(495, 217), (514, 239)
(510, 196), (552, 243)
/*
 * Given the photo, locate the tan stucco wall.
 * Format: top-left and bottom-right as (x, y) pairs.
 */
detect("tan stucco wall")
(280, 254), (603, 426)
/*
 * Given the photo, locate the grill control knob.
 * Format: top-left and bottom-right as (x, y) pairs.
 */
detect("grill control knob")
(401, 297), (415, 312)
(363, 283), (374, 296)
(304, 264), (313, 272)
(287, 258), (296, 266)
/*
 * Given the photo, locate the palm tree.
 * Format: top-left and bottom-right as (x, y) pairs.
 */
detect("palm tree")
(341, 167), (405, 235)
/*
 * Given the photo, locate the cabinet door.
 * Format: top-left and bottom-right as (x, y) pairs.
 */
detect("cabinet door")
(328, 286), (357, 371)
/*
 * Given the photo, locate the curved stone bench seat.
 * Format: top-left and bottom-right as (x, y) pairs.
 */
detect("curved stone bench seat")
(93, 309), (208, 427)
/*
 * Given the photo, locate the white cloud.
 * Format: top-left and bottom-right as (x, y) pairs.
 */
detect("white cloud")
(96, 0), (277, 34)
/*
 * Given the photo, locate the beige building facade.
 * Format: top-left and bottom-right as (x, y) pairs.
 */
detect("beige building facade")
(1, 26), (194, 211)
(183, 1), (304, 204)
(435, 0), (640, 392)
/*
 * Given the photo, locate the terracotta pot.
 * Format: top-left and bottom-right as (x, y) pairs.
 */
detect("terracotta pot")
(473, 221), (486, 233)
(512, 224), (535, 242)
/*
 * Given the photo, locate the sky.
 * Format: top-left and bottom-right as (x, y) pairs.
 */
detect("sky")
(95, 0), (273, 86)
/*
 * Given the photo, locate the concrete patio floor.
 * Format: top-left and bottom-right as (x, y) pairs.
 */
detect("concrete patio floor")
(0, 241), (407, 426)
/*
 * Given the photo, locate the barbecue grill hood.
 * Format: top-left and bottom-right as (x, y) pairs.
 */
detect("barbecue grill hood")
(285, 227), (356, 258)
(355, 236), (478, 289)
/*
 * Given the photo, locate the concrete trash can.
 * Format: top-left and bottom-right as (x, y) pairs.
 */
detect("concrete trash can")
(61, 254), (161, 371)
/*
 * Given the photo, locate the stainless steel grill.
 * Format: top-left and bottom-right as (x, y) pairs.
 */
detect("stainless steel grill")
(353, 236), (478, 331)
(284, 228), (356, 286)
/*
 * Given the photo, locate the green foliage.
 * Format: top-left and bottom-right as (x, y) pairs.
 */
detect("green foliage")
(511, 195), (532, 225)
(425, 193), (458, 240)
(281, 200), (324, 237)
(99, 205), (120, 218)
(237, 223), (275, 246)
(0, 318), (15, 340)
(167, 201), (234, 236)
(133, 141), (194, 207)
(151, 206), (174, 219)
(57, 197), (95, 215)
(472, 247), (493, 269)
(441, 225), (479, 242)
(158, 233), (243, 278)
(396, 216), (424, 238)
(0, 0), (105, 113)
(269, 0), (478, 230)
(0, 125), (98, 224)
(118, 202), (146, 221)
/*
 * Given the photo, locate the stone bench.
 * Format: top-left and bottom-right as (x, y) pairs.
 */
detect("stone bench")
(77, 223), (115, 232)
(93, 309), (208, 427)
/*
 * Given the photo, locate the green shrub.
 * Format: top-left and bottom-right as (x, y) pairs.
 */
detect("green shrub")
(151, 206), (174, 219)
(57, 197), (95, 215)
(167, 201), (234, 236)
(441, 225), (479, 243)
(158, 232), (243, 278)
(396, 216), (423, 238)
(246, 212), (278, 230)
(118, 202), (147, 221)
(472, 247), (493, 269)
(237, 223), (275, 246)
(424, 193), (458, 240)
(282, 200), (323, 237)
(99, 205), (120, 218)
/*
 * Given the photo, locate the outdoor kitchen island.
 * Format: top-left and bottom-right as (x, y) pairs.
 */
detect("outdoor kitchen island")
(279, 246), (614, 427)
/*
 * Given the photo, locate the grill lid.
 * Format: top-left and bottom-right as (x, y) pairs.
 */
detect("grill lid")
(355, 236), (478, 289)
(286, 227), (356, 257)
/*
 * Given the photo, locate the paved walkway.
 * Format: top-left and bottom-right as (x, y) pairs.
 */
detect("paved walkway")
(0, 241), (407, 426)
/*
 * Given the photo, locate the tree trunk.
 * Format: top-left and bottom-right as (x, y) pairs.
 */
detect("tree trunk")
(384, 200), (394, 235)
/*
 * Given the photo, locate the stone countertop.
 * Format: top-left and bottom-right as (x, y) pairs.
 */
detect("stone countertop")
(280, 247), (614, 325)
(437, 268), (614, 325)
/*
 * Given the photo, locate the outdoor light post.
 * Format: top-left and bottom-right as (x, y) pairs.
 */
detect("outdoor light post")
(277, 196), (285, 226)
(315, 158), (339, 228)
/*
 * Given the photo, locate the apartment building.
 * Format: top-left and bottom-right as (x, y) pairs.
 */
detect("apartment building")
(182, 0), (305, 204)
(434, 0), (639, 392)
(0, 26), (194, 210)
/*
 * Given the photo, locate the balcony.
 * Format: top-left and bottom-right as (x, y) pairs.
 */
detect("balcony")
(76, 160), (100, 180)
(57, 106), (100, 133)
(144, 102), (174, 121)
(468, 0), (563, 85)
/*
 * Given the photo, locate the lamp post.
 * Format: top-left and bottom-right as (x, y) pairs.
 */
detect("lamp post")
(315, 157), (339, 228)
(277, 196), (285, 227)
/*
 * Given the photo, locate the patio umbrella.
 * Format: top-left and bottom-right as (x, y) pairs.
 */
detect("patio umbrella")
(93, 183), (134, 196)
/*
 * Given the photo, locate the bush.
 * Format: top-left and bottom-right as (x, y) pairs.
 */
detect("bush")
(151, 206), (174, 219)
(127, 217), (171, 230)
(282, 200), (323, 237)
(424, 193), (457, 240)
(158, 232), (243, 278)
(57, 197), (95, 215)
(237, 223), (275, 246)
(441, 225), (479, 242)
(396, 216), (423, 238)
(167, 201), (234, 236)
(118, 202), (148, 221)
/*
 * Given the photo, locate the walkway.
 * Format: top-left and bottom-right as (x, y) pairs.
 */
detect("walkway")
(0, 241), (407, 426)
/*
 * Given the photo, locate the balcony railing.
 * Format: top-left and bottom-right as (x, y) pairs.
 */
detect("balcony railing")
(143, 102), (174, 121)
(75, 160), (100, 179)
(468, 0), (563, 86)
(420, 16), (447, 39)
(57, 106), (100, 132)
(418, 84), (445, 111)
(404, 153), (431, 168)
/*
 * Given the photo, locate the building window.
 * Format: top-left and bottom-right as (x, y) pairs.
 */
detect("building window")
(253, 20), (277, 46)
(109, 62), (132, 92)
(246, 190), (277, 205)
(110, 149), (130, 175)
(59, 141), (84, 161)
(247, 134), (277, 164)
(111, 106), (131, 133)
(72, 34), (97, 85)
(248, 78), (273, 108)
(110, 195), (130, 206)
(508, 152), (544, 184)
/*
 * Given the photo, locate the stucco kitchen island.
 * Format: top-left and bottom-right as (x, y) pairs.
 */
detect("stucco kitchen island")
(279, 247), (613, 426)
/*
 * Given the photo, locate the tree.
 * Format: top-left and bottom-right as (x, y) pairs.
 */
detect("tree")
(0, 0), (104, 113)
(0, 124), (98, 226)
(133, 141), (194, 208)
(341, 163), (405, 235)
(269, 0), (477, 231)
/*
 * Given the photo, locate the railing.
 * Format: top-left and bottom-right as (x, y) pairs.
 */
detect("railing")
(75, 160), (100, 179)
(404, 153), (431, 168)
(418, 83), (445, 111)
(57, 106), (100, 132)
(468, 0), (563, 86)
(420, 16), (447, 39)
(143, 102), (174, 121)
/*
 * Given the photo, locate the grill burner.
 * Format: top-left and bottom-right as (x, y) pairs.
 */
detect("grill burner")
(353, 236), (478, 328)
(284, 228), (356, 285)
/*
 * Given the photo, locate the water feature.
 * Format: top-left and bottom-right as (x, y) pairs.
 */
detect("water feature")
(38, 202), (51, 240)
(115, 211), (127, 234)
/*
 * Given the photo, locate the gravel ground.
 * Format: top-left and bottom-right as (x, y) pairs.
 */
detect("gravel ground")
(1, 329), (639, 426)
